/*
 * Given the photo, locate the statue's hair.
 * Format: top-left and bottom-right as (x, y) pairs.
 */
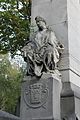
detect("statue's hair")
(35, 16), (46, 24)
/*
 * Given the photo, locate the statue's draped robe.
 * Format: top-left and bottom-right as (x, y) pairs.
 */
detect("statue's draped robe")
(22, 28), (62, 76)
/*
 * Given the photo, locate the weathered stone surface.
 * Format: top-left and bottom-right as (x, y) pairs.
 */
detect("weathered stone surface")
(68, 0), (80, 86)
(20, 73), (61, 120)
(61, 82), (80, 120)
(31, 0), (80, 85)
(21, 0), (80, 119)
(31, 0), (68, 83)
(0, 110), (20, 120)
(22, 16), (64, 77)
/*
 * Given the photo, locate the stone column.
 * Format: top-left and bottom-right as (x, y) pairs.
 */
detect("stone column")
(31, 0), (80, 119)
(61, 0), (80, 119)
(20, 73), (61, 120)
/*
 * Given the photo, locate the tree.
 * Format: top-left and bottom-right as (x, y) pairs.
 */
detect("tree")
(0, 0), (31, 114)
(0, 0), (31, 56)
(0, 54), (23, 114)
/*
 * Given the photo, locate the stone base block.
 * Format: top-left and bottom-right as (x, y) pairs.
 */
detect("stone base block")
(61, 82), (80, 120)
(0, 110), (20, 120)
(20, 73), (61, 120)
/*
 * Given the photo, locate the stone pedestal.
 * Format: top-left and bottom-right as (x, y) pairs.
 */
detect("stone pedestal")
(61, 82), (80, 120)
(20, 73), (61, 120)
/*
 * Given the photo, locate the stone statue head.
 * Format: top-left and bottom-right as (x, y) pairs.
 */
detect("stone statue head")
(35, 16), (46, 24)
(35, 16), (47, 30)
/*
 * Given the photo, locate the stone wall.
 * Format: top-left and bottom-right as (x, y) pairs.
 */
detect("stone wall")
(0, 110), (20, 120)
(68, 0), (80, 86)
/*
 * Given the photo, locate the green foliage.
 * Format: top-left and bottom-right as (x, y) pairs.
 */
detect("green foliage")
(0, 0), (31, 113)
(0, 54), (23, 113)
(0, 0), (31, 56)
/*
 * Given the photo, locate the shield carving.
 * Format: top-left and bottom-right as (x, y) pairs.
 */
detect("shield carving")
(23, 82), (48, 108)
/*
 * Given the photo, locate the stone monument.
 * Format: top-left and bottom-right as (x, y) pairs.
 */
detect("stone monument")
(30, 0), (80, 120)
(20, 16), (64, 120)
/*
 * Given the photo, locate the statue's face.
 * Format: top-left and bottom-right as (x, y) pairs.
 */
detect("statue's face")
(36, 20), (46, 30)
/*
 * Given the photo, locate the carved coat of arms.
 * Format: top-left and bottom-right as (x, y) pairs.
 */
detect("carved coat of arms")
(23, 82), (48, 108)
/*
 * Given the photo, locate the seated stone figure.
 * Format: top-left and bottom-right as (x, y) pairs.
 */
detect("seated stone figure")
(22, 16), (64, 77)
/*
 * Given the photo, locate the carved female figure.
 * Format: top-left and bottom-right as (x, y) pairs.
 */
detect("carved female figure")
(22, 16), (64, 77)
